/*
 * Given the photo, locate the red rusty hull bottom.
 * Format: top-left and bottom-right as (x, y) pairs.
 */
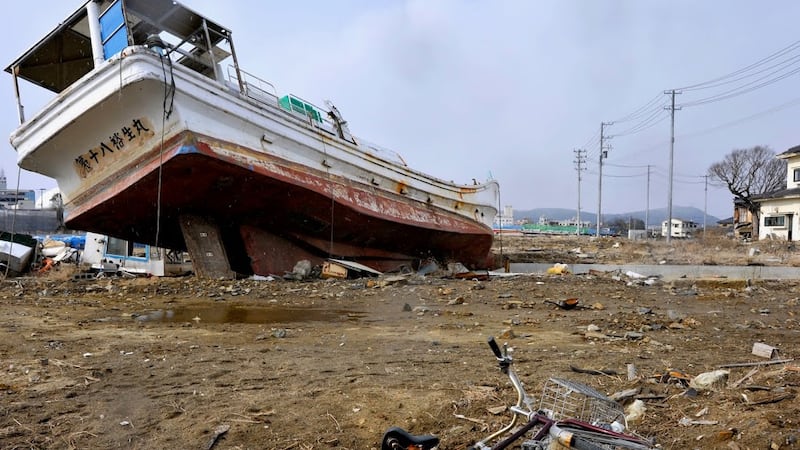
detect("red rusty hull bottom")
(66, 140), (494, 275)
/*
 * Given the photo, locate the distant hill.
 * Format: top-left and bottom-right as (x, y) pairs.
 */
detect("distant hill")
(513, 206), (720, 228)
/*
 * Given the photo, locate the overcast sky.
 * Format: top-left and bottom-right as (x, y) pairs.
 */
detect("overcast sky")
(4, 1), (800, 219)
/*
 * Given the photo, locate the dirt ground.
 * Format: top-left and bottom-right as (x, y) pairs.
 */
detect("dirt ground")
(2, 233), (800, 450)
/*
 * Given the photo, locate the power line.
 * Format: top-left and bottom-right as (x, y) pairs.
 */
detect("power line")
(677, 38), (800, 91)
(680, 64), (800, 107)
(611, 95), (800, 160)
(588, 171), (647, 178)
(605, 162), (660, 169)
(610, 92), (665, 123)
(680, 96), (800, 139)
(611, 108), (669, 137)
(579, 129), (601, 150)
(681, 52), (800, 93)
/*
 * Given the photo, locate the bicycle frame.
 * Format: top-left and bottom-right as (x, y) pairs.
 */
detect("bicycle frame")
(382, 337), (655, 450)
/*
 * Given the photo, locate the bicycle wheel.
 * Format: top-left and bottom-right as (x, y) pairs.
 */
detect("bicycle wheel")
(559, 426), (654, 450)
(571, 436), (611, 450)
(550, 419), (655, 450)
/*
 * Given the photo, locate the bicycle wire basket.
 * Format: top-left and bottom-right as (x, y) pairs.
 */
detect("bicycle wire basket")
(538, 377), (625, 426)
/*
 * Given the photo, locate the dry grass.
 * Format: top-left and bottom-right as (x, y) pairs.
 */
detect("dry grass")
(494, 228), (798, 266)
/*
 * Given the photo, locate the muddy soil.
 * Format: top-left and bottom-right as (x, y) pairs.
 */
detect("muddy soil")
(2, 235), (799, 450)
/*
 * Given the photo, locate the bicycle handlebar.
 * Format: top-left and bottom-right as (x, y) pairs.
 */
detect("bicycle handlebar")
(487, 336), (503, 359)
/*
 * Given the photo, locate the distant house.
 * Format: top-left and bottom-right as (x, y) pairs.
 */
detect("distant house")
(751, 144), (800, 241)
(661, 218), (697, 238)
(492, 205), (523, 235)
(732, 198), (755, 239)
(493, 205), (515, 229)
(717, 217), (734, 226)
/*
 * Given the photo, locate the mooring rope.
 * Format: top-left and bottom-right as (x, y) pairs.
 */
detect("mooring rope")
(154, 47), (175, 249)
(316, 119), (336, 258)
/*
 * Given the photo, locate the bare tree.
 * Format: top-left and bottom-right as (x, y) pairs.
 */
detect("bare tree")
(708, 146), (785, 239)
(708, 145), (785, 213)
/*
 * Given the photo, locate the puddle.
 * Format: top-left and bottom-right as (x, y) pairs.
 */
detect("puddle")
(134, 305), (363, 324)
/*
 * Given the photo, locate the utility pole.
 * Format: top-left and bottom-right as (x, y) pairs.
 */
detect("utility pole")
(596, 122), (613, 237)
(664, 90), (681, 243)
(703, 174), (708, 238)
(574, 149), (587, 236)
(646, 164), (651, 235)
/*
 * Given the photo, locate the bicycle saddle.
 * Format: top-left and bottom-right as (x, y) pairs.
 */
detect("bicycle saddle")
(381, 426), (440, 450)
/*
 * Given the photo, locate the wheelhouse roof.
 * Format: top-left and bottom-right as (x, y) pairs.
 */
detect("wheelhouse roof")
(5, 0), (230, 93)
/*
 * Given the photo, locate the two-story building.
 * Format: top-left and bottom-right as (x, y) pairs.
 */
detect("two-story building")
(751, 145), (800, 241)
(661, 218), (698, 238)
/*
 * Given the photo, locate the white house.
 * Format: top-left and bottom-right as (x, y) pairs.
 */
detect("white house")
(661, 219), (698, 238)
(752, 144), (800, 241)
(493, 205), (515, 228)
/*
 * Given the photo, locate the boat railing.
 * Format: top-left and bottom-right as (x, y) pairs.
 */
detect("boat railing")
(228, 65), (278, 103)
(227, 65), (336, 129)
(225, 65), (408, 166)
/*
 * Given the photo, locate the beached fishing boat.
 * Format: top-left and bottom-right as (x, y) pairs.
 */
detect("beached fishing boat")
(5, 0), (499, 277)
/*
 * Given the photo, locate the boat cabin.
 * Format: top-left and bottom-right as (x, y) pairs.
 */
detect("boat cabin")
(82, 232), (192, 276)
(6, 0), (238, 120)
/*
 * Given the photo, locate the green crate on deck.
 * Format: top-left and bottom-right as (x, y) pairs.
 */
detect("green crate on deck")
(279, 95), (321, 122)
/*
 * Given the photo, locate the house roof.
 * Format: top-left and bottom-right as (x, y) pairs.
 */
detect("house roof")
(777, 144), (800, 159)
(751, 186), (800, 201)
(661, 218), (696, 223)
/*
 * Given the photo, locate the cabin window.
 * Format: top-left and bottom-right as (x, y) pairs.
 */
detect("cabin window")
(794, 168), (800, 182)
(106, 236), (127, 256)
(131, 242), (147, 258)
(106, 237), (148, 259)
(99, 1), (130, 59)
(765, 216), (785, 227)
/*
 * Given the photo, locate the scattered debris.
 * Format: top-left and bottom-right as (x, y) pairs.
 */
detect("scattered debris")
(546, 263), (570, 275)
(321, 261), (347, 279)
(742, 389), (796, 406)
(718, 358), (794, 369)
(486, 406), (506, 415)
(752, 342), (779, 359)
(289, 260), (312, 280)
(417, 260), (439, 276)
(544, 298), (583, 310)
(569, 366), (618, 376)
(272, 329), (287, 339)
(627, 364), (638, 381)
(653, 369), (691, 386)
(679, 417), (719, 426)
(624, 332), (644, 341)
(328, 259), (382, 277)
(205, 424), (230, 450)
(608, 387), (640, 403)
(625, 400), (646, 423)
(689, 370), (729, 392)
(499, 329), (516, 339)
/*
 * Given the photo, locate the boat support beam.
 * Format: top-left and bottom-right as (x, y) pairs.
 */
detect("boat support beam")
(179, 214), (236, 279)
